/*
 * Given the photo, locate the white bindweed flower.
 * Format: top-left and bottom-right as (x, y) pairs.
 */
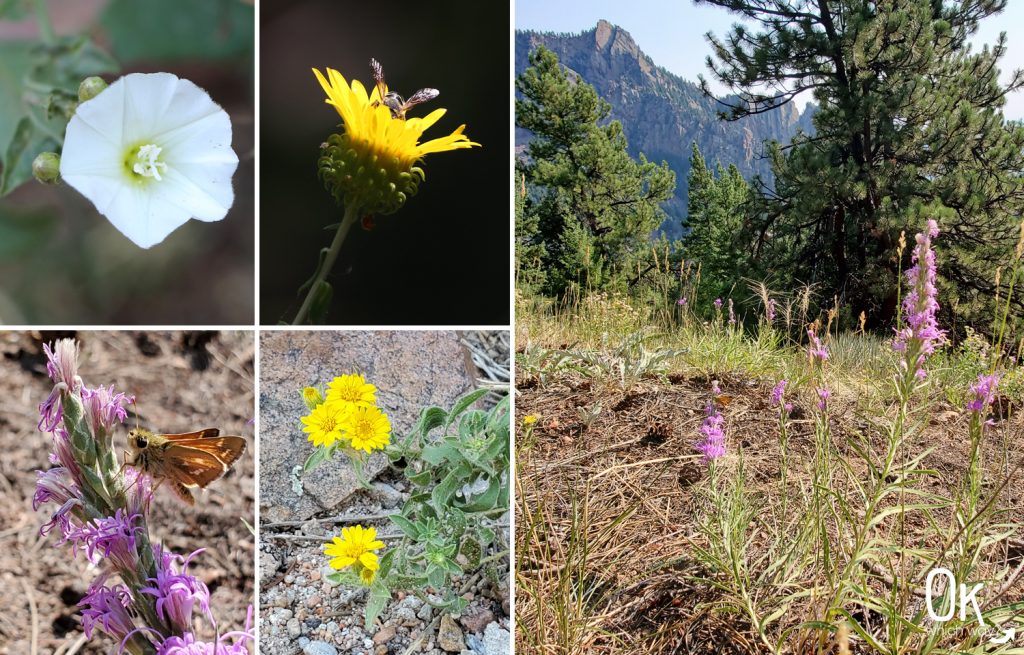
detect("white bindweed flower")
(59, 72), (239, 249)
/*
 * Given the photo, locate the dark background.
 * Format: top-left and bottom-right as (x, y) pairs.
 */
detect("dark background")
(259, 0), (511, 325)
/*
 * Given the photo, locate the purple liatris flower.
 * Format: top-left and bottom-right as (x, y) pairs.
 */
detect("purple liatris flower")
(67, 509), (143, 571)
(808, 328), (829, 363)
(142, 548), (213, 633)
(43, 338), (80, 389)
(816, 387), (831, 411)
(766, 299), (776, 322)
(728, 299), (736, 326)
(771, 379), (792, 414)
(81, 384), (132, 436)
(714, 298), (723, 310)
(696, 403), (726, 462)
(893, 220), (946, 377)
(80, 579), (136, 641)
(677, 296), (687, 307)
(967, 373), (1000, 414)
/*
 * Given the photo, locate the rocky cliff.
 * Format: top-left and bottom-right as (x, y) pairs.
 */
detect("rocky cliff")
(516, 20), (816, 237)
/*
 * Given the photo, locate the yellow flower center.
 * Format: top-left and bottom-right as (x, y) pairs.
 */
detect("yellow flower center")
(351, 415), (373, 439)
(320, 415), (338, 432)
(335, 384), (362, 403)
(131, 144), (167, 181)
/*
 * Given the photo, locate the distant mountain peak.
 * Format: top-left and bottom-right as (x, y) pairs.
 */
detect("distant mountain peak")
(516, 23), (815, 238)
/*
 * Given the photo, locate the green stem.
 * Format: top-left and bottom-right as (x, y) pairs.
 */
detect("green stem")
(33, 0), (55, 45)
(292, 205), (359, 325)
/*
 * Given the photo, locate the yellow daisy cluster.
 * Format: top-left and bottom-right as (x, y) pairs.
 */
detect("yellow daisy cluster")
(324, 524), (385, 585)
(300, 373), (392, 453)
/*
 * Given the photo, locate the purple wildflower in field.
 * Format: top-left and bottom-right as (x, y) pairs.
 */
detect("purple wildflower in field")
(142, 547), (214, 633)
(714, 298), (723, 310)
(155, 608), (254, 655)
(677, 296), (688, 307)
(696, 401), (726, 463)
(766, 299), (776, 323)
(816, 387), (831, 411)
(967, 373), (1000, 414)
(807, 328), (829, 363)
(771, 380), (793, 413)
(893, 220), (946, 377)
(728, 299), (736, 326)
(43, 339), (80, 389)
(80, 579), (135, 641)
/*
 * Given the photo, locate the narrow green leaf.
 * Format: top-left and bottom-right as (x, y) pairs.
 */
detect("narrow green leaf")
(388, 514), (420, 540)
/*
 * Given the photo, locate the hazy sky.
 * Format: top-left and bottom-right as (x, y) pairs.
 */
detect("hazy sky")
(515, 1), (1024, 120)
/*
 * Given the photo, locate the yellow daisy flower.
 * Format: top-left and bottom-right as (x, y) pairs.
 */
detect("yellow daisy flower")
(324, 524), (385, 576)
(312, 66), (480, 215)
(326, 373), (377, 410)
(342, 404), (392, 454)
(523, 414), (538, 426)
(360, 567), (376, 585)
(301, 401), (348, 448)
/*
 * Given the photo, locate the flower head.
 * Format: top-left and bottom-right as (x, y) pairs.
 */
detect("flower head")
(325, 373), (377, 410)
(714, 298), (723, 310)
(44, 339), (80, 389)
(141, 548), (213, 633)
(816, 387), (831, 411)
(342, 405), (392, 454)
(81, 384), (132, 437)
(301, 386), (324, 411)
(301, 401), (348, 448)
(324, 524), (385, 584)
(80, 579), (135, 641)
(893, 220), (946, 377)
(66, 509), (143, 572)
(59, 73), (239, 249)
(313, 66), (479, 215)
(677, 297), (687, 307)
(808, 328), (829, 363)
(696, 401), (726, 463)
(771, 380), (788, 408)
(522, 414), (538, 426)
(766, 299), (776, 323)
(967, 373), (1000, 414)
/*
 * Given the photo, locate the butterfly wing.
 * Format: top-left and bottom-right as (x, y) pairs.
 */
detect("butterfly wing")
(161, 428), (220, 440)
(163, 437), (247, 488)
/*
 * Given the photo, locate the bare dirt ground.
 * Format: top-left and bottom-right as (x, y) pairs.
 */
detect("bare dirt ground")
(0, 331), (256, 655)
(515, 369), (1024, 654)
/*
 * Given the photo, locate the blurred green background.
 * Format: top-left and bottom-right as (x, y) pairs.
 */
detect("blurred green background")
(260, 0), (510, 325)
(0, 0), (254, 325)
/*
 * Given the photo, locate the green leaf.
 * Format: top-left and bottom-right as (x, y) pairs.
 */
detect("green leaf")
(325, 571), (348, 586)
(377, 549), (396, 580)
(101, 0), (254, 62)
(388, 514), (420, 540)
(363, 580), (391, 630)
(0, 117), (56, 196)
(303, 446), (331, 474)
(307, 280), (333, 325)
(0, 204), (58, 258)
(458, 476), (501, 513)
(459, 537), (482, 569)
(407, 469), (433, 487)
(426, 564), (446, 589)
(413, 406), (448, 439)
(431, 466), (466, 514)
(477, 526), (495, 546)
(443, 388), (490, 430)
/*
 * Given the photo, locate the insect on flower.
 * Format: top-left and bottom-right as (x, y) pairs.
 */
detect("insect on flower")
(123, 428), (246, 506)
(370, 58), (439, 120)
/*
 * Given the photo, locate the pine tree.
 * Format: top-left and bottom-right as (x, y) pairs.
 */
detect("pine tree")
(683, 142), (755, 309)
(515, 46), (675, 297)
(698, 0), (1024, 327)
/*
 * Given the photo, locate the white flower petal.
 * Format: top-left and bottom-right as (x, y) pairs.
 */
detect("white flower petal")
(58, 72), (239, 248)
(102, 184), (192, 249)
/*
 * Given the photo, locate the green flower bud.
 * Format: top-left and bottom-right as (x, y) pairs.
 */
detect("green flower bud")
(317, 133), (424, 216)
(32, 152), (61, 184)
(78, 76), (108, 102)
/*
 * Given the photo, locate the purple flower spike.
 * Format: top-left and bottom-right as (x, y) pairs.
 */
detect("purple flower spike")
(766, 299), (776, 323)
(893, 220), (946, 377)
(142, 548), (213, 633)
(714, 298), (723, 310)
(80, 579), (136, 641)
(816, 387), (831, 411)
(967, 373), (1000, 414)
(808, 329), (829, 363)
(728, 299), (736, 326)
(696, 400), (726, 463)
(677, 297), (688, 307)
(771, 380), (787, 407)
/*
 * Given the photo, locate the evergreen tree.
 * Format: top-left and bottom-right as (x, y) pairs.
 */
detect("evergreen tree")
(698, 0), (1024, 327)
(515, 46), (676, 297)
(683, 142), (755, 309)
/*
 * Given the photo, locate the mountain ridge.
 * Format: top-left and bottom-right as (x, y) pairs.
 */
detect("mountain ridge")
(515, 20), (816, 238)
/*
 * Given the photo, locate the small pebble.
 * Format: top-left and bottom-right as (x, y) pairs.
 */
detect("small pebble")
(307, 594), (322, 608)
(287, 618), (301, 638)
(303, 641), (339, 655)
